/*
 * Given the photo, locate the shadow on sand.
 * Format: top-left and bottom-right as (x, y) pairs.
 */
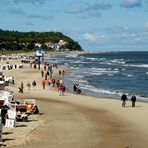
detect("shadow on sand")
(16, 124), (28, 128)
(2, 132), (13, 135)
(2, 138), (15, 142)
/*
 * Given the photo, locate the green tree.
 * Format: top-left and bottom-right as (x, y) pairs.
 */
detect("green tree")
(27, 43), (35, 50)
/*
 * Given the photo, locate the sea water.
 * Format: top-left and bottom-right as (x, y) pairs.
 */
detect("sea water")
(45, 51), (148, 102)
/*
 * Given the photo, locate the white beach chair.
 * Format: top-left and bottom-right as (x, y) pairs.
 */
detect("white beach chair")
(8, 110), (16, 119)
(5, 119), (15, 128)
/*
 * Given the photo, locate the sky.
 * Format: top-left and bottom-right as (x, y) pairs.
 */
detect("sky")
(0, 0), (148, 51)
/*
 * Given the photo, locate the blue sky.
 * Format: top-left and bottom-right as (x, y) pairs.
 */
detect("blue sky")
(0, 0), (148, 51)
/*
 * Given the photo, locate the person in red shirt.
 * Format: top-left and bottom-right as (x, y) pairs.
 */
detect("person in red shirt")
(61, 69), (65, 78)
(42, 80), (46, 89)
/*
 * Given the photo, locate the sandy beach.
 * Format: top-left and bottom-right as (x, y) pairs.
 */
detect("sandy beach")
(1, 58), (148, 148)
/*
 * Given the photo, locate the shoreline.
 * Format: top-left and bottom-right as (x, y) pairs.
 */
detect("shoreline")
(1, 56), (148, 148)
(44, 52), (148, 102)
(1, 55), (148, 102)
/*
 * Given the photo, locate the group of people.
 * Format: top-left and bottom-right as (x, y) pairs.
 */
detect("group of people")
(121, 93), (137, 107)
(40, 62), (66, 96)
(18, 80), (37, 93)
(41, 78), (66, 96)
(28, 61), (82, 97)
(58, 69), (65, 77)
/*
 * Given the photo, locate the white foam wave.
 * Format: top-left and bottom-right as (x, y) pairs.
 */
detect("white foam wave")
(103, 59), (126, 65)
(90, 73), (103, 75)
(73, 60), (90, 64)
(76, 75), (84, 78)
(64, 63), (69, 66)
(80, 85), (148, 101)
(78, 80), (88, 83)
(100, 58), (106, 60)
(127, 74), (133, 77)
(66, 54), (78, 58)
(80, 84), (117, 95)
(90, 68), (119, 75)
(86, 58), (98, 61)
(125, 64), (148, 68)
(79, 55), (85, 59)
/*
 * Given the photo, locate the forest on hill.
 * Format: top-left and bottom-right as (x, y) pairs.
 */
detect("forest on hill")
(0, 29), (83, 52)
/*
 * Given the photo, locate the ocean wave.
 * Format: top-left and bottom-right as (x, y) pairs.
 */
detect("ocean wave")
(108, 74), (114, 76)
(79, 55), (85, 59)
(80, 84), (148, 101)
(76, 75), (84, 78)
(125, 64), (148, 68)
(80, 84), (117, 95)
(64, 63), (70, 66)
(121, 74), (133, 77)
(127, 74), (133, 77)
(102, 59), (126, 65)
(73, 60), (90, 64)
(65, 54), (78, 58)
(90, 73), (104, 75)
(86, 57), (99, 61)
(77, 79), (88, 83)
(111, 59), (125, 63)
(90, 68), (119, 75)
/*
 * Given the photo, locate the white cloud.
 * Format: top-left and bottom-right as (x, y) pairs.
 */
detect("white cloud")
(83, 33), (105, 42)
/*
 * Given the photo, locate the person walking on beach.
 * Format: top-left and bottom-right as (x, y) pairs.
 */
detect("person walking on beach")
(73, 83), (77, 93)
(20, 82), (24, 93)
(56, 80), (60, 90)
(26, 82), (31, 91)
(59, 84), (64, 96)
(121, 93), (128, 107)
(52, 79), (55, 87)
(41, 70), (44, 77)
(42, 80), (46, 89)
(61, 69), (65, 78)
(32, 80), (37, 90)
(59, 70), (61, 76)
(131, 95), (136, 107)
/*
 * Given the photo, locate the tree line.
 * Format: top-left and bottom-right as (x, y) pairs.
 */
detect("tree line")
(0, 29), (83, 52)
